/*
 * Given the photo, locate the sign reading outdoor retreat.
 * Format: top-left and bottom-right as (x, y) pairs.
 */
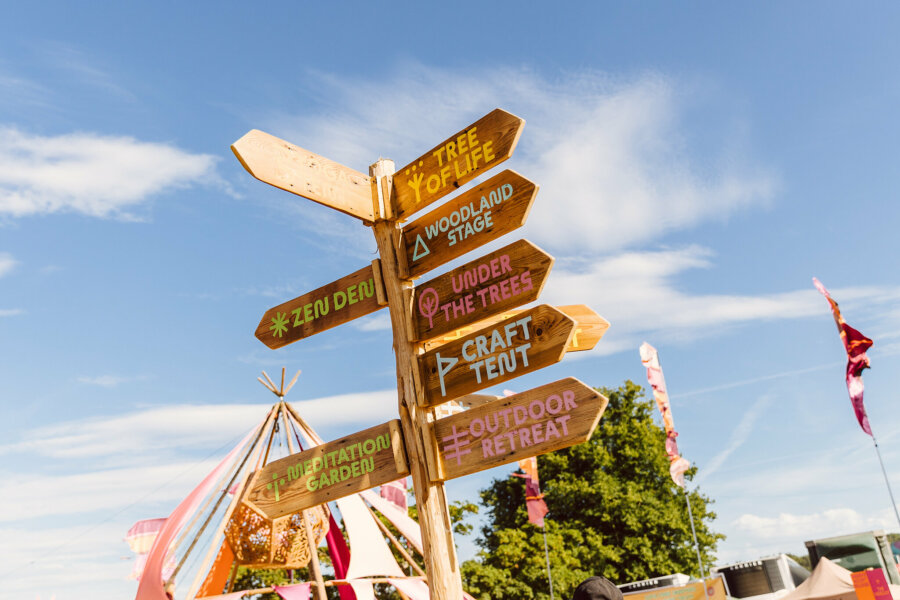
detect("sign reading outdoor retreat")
(232, 129), (375, 222)
(401, 170), (537, 279)
(246, 420), (409, 519)
(255, 261), (386, 349)
(413, 239), (553, 342)
(393, 109), (525, 220)
(430, 378), (607, 481)
(418, 304), (576, 407)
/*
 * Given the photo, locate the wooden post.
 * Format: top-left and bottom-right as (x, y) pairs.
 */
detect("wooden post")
(369, 159), (463, 600)
(283, 402), (328, 600)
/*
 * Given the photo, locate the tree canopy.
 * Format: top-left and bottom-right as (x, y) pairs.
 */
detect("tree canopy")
(461, 380), (724, 600)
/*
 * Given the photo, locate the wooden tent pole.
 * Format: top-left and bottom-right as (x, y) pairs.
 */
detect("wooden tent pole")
(183, 407), (279, 599)
(369, 158), (463, 600)
(365, 503), (426, 577)
(281, 402), (328, 600)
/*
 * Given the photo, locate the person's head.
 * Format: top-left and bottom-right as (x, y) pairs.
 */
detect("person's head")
(572, 576), (624, 600)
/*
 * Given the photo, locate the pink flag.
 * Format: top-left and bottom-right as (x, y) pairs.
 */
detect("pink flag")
(380, 478), (408, 511)
(640, 343), (690, 487)
(273, 583), (311, 600)
(814, 278), (874, 435)
(515, 456), (549, 528)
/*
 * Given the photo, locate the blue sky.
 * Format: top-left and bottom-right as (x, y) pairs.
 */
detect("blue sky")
(2, 2), (900, 599)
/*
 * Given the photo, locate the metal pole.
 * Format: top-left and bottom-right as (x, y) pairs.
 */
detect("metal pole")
(683, 486), (706, 579)
(541, 524), (555, 600)
(871, 433), (900, 531)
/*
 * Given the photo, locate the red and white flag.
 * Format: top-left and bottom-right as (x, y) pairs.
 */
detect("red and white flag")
(640, 342), (691, 487)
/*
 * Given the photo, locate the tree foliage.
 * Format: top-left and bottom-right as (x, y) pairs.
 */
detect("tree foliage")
(461, 381), (724, 600)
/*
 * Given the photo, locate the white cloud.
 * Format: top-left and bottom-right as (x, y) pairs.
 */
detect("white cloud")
(75, 374), (140, 388)
(353, 311), (392, 332)
(699, 395), (774, 482)
(0, 391), (397, 461)
(0, 308), (23, 317)
(264, 65), (775, 254)
(734, 508), (892, 541)
(0, 127), (218, 219)
(0, 252), (16, 277)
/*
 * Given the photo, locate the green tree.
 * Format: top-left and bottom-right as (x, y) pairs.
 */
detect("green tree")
(461, 381), (724, 600)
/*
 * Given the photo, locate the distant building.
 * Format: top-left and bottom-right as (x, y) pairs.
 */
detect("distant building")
(617, 573), (691, 594)
(712, 554), (809, 600)
(804, 529), (900, 585)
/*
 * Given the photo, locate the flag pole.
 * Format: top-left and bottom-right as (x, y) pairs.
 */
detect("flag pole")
(541, 521), (555, 600)
(682, 486), (706, 579)
(870, 431), (900, 531)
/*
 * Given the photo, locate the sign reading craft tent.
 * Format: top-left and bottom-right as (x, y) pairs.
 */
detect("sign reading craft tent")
(430, 377), (607, 481)
(418, 304), (576, 408)
(245, 421), (408, 519)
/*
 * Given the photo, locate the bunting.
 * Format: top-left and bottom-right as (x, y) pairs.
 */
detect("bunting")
(813, 278), (874, 435)
(639, 342), (691, 487)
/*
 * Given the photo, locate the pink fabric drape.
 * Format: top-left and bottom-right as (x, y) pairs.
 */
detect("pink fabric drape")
(135, 427), (257, 600)
(359, 490), (423, 553)
(326, 513), (356, 600)
(388, 578), (477, 600)
(273, 583), (311, 600)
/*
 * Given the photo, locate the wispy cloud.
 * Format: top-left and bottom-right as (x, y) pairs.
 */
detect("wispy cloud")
(0, 252), (17, 277)
(733, 508), (893, 541)
(698, 395), (774, 482)
(75, 374), (144, 388)
(0, 127), (218, 219)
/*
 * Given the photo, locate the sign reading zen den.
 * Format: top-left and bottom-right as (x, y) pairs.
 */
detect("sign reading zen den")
(418, 304), (576, 408)
(246, 420), (409, 519)
(393, 109), (525, 220)
(401, 170), (538, 279)
(255, 262), (386, 349)
(413, 239), (553, 342)
(430, 378), (607, 481)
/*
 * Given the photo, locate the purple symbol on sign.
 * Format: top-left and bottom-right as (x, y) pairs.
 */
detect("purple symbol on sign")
(418, 287), (440, 329)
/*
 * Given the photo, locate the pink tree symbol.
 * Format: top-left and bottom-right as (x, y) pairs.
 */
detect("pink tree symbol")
(418, 287), (440, 329)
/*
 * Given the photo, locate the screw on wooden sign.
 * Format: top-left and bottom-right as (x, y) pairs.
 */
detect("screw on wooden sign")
(231, 129), (376, 222)
(245, 420), (409, 519)
(413, 239), (553, 343)
(429, 377), (607, 481)
(255, 261), (387, 349)
(423, 305), (610, 355)
(393, 109), (525, 221)
(418, 304), (576, 408)
(400, 169), (537, 279)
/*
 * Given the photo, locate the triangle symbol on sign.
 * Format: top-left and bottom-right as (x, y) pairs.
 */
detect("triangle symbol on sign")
(412, 234), (430, 261)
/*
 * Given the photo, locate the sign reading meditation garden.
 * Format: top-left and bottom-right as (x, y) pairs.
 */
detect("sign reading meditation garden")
(246, 420), (409, 519)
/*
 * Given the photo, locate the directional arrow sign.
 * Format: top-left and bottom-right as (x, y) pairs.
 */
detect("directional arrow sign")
(423, 305), (609, 354)
(429, 378), (607, 481)
(393, 108), (525, 220)
(413, 239), (553, 342)
(232, 129), (375, 222)
(418, 304), (575, 408)
(400, 170), (538, 279)
(245, 420), (409, 519)
(256, 261), (386, 349)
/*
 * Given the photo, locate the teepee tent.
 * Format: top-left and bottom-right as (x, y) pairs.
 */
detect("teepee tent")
(132, 369), (467, 600)
(780, 557), (900, 600)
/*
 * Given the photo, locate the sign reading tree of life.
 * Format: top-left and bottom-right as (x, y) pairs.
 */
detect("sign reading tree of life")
(400, 170), (537, 279)
(430, 377), (607, 481)
(393, 109), (525, 220)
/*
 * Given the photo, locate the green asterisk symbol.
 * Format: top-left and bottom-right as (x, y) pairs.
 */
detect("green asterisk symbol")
(270, 312), (289, 338)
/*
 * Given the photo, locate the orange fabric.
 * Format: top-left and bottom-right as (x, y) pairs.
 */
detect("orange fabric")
(196, 540), (235, 598)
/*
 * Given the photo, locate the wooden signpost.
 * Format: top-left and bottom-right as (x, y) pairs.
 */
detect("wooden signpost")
(232, 129), (376, 222)
(245, 421), (408, 519)
(393, 109), (525, 220)
(255, 261), (387, 349)
(400, 169), (537, 279)
(418, 304), (576, 408)
(233, 107), (611, 600)
(429, 378), (607, 481)
(412, 239), (553, 342)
